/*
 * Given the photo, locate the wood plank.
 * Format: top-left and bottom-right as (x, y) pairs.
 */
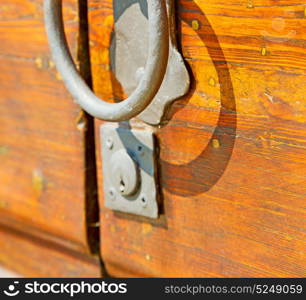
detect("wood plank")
(0, 223), (100, 278)
(0, 0), (98, 261)
(89, 0), (306, 277)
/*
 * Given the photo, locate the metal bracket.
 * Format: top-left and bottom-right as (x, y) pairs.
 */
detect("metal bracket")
(101, 124), (159, 218)
(111, 0), (190, 125)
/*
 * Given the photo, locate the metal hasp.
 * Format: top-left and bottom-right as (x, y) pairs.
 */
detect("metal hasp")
(44, 0), (169, 122)
(101, 124), (159, 218)
(111, 0), (190, 125)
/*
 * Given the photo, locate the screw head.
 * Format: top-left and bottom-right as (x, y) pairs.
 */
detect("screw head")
(137, 145), (145, 156)
(140, 195), (147, 208)
(119, 179), (125, 194)
(106, 137), (114, 150)
(109, 188), (116, 201)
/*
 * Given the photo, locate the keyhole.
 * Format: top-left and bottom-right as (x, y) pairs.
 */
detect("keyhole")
(119, 178), (125, 194)
(110, 149), (140, 196)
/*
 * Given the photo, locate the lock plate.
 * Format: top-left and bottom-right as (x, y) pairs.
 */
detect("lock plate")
(111, 0), (190, 125)
(101, 124), (159, 218)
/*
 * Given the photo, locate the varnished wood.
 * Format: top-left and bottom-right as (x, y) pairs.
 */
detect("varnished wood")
(0, 265), (19, 278)
(0, 223), (100, 277)
(89, 0), (306, 277)
(0, 0), (100, 276)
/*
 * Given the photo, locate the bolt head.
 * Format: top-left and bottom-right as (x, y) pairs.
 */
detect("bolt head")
(137, 145), (145, 156)
(106, 137), (114, 150)
(109, 188), (116, 201)
(140, 195), (147, 208)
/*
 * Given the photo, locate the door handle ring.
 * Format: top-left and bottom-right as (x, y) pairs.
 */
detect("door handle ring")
(44, 0), (169, 121)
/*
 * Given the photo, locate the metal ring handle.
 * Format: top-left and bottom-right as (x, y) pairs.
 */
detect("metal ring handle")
(44, 0), (169, 121)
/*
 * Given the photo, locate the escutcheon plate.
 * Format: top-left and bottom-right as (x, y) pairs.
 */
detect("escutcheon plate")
(101, 123), (159, 218)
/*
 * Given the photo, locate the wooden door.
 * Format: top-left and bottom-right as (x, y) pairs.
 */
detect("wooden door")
(88, 0), (306, 277)
(0, 0), (100, 277)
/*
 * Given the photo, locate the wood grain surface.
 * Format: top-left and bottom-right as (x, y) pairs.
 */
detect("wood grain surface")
(88, 0), (306, 277)
(0, 213), (100, 277)
(0, 0), (100, 276)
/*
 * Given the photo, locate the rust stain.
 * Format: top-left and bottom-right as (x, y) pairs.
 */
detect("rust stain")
(35, 57), (43, 69)
(35, 57), (49, 70)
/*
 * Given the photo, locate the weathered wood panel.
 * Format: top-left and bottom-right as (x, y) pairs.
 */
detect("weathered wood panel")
(89, 0), (306, 277)
(0, 223), (100, 277)
(0, 0), (100, 275)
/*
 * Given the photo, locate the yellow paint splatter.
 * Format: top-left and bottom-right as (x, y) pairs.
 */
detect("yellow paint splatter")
(208, 77), (216, 87)
(261, 47), (267, 56)
(247, 0), (254, 8)
(75, 112), (87, 131)
(48, 59), (55, 69)
(145, 254), (151, 261)
(212, 139), (220, 148)
(56, 72), (62, 81)
(32, 169), (45, 198)
(35, 57), (43, 69)
(142, 223), (153, 235)
(191, 20), (200, 31)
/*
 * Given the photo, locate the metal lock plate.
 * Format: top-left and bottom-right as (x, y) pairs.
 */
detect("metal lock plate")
(111, 0), (190, 125)
(101, 124), (159, 218)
